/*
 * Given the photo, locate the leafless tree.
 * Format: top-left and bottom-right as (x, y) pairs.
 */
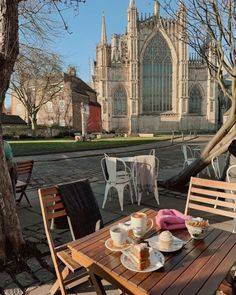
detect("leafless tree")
(11, 47), (64, 137)
(161, 0), (236, 188)
(0, 0), (85, 261)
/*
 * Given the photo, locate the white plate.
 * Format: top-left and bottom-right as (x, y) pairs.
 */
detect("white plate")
(145, 235), (186, 252)
(105, 238), (131, 252)
(120, 248), (165, 273)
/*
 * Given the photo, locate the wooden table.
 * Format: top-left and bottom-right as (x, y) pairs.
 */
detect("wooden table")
(68, 209), (236, 295)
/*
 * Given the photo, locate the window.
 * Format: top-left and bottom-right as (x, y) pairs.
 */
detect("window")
(189, 85), (202, 114)
(59, 100), (65, 112)
(112, 86), (127, 116)
(59, 119), (65, 126)
(48, 119), (54, 126)
(47, 101), (53, 112)
(142, 32), (172, 113)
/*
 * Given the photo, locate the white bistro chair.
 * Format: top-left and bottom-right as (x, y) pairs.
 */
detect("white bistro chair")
(101, 156), (133, 211)
(181, 145), (196, 168)
(211, 154), (227, 180)
(149, 149), (156, 156)
(132, 155), (159, 206)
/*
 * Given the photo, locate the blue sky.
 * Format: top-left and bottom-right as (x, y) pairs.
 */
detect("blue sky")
(53, 0), (158, 82)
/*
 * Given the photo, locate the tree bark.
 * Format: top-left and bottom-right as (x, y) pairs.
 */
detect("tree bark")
(0, 0), (24, 260)
(30, 114), (38, 138)
(163, 68), (236, 189)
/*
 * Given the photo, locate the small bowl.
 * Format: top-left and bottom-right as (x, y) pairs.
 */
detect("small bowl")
(185, 220), (209, 240)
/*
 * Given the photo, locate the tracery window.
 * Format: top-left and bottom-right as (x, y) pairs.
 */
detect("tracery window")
(142, 32), (172, 113)
(113, 86), (127, 116)
(189, 85), (202, 114)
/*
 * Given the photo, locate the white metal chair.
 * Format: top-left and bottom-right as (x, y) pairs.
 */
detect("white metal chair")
(226, 165), (236, 229)
(181, 145), (196, 168)
(210, 154), (228, 209)
(132, 155), (159, 206)
(101, 156), (133, 211)
(211, 154), (228, 180)
(182, 144), (210, 177)
(149, 149), (156, 156)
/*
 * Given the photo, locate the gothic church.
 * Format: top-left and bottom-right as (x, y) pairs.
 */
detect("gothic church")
(93, 0), (218, 133)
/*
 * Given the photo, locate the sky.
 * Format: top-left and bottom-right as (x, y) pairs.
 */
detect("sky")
(5, 0), (159, 108)
(52, 0), (159, 83)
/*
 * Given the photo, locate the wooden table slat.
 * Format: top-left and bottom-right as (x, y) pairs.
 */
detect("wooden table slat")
(68, 208), (236, 295)
(161, 230), (232, 295)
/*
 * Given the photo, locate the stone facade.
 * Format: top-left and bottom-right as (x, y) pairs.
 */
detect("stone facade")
(93, 0), (218, 133)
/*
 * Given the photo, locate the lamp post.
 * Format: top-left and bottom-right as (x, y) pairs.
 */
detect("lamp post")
(81, 102), (86, 141)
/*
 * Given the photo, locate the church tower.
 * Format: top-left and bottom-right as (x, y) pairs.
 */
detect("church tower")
(127, 0), (138, 133)
(177, 1), (188, 115)
(94, 14), (111, 131)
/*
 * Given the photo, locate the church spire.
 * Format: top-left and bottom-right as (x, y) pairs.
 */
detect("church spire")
(129, 0), (135, 8)
(154, 0), (160, 17)
(101, 13), (107, 45)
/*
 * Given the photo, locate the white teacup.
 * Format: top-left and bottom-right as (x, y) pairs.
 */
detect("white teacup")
(131, 212), (153, 237)
(110, 225), (128, 246)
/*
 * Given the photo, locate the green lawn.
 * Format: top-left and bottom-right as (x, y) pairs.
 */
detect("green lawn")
(9, 136), (172, 156)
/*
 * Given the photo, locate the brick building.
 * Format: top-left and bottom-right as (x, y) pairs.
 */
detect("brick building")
(11, 66), (102, 133)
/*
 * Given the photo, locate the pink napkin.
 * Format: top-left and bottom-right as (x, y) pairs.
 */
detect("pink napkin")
(155, 209), (191, 230)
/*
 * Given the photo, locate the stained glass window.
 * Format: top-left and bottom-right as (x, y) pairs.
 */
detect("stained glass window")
(189, 85), (202, 113)
(113, 86), (127, 116)
(142, 32), (172, 113)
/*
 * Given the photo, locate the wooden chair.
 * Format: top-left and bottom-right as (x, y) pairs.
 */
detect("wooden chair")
(185, 177), (236, 233)
(16, 160), (34, 206)
(38, 186), (89, 295)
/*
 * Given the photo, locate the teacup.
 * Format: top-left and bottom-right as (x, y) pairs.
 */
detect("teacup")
(131, 212), (153, 237)
(110, 225), (128, 246)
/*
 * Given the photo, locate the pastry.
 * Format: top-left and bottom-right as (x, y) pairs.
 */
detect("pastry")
(129, 243), (150, 270)
(159, 231), (173, 250)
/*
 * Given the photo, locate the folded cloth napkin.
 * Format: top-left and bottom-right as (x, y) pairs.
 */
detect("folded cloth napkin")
(155, 209), (191, 230)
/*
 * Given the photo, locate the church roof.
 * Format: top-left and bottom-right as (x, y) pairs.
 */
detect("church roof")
(64, 73), (96, 96)
(1, 113), (27, 125)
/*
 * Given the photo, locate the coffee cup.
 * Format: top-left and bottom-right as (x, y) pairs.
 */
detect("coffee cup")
(131, 212), (153, 237)
(110, 225), (128, 246)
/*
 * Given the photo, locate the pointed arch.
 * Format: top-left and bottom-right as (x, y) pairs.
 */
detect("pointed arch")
(140, 30), (176, 114)
(189, 84), (203, 114)
(112, 85), (128, 116)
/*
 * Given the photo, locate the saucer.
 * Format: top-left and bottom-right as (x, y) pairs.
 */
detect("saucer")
(105, 238), (131, 252)
(121, 247), (165, 272)
(145, 235), (186, 252)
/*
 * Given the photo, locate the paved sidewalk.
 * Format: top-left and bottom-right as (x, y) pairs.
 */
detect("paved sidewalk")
(1, 135), (234, 295)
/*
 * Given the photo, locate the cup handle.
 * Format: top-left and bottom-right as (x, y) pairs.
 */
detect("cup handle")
(146, 218), (153, 232)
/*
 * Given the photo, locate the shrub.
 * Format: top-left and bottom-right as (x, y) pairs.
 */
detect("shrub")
(3, 134), (13, 140)
(19, 134), (32, 140)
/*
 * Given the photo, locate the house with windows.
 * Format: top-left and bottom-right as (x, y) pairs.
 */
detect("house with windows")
(93, 0), (218, 133)
(11, 67), (102, 133)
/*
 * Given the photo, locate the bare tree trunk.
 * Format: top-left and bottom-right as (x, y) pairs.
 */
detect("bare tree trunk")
(30, 114), (37, 138)
(163, 71), (236, 189)
(0, 0), (25, 260)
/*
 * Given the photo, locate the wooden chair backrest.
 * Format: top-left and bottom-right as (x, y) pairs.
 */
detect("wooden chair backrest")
(38, 186), (67, 249)
(16, 160), (34, 181)
(185, 177), (236, 223)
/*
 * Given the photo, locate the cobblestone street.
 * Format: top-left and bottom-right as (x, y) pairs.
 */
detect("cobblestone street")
(2, 135), (232, 295)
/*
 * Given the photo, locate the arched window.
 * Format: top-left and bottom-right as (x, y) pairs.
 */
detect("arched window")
(113, 86), (127, 116)
(142, 32), (172, 113)
(189, 85), (202, 114)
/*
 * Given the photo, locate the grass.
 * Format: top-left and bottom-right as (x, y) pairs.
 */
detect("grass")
(9, 135), (172, 156)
